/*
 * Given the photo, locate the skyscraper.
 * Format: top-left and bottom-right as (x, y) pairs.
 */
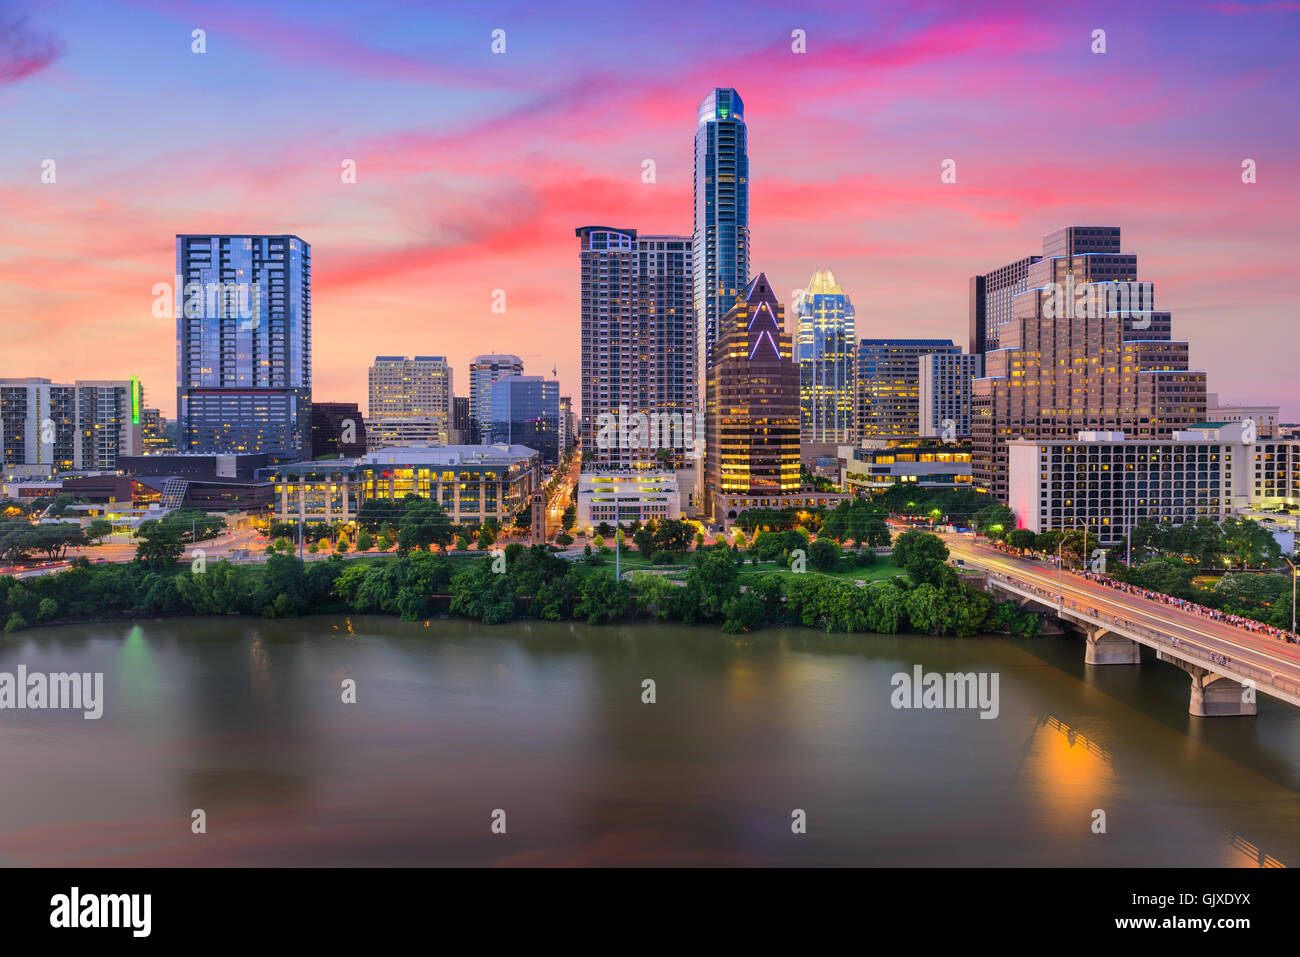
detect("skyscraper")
(489, 375), (561, 465)
(693, 89), (749, 495)
(452, 396), (474, 444)
(469, 354), (524, 444)
(856, 340), (961, 438)
(796, 269), (856, 444)
(176, 234), (311, 459)
(367, 355), (453, 448)
(576, 226), (694, 471)
(0, 377), (142, 474)
(972, 226), (1203, 500)
(919, 353), (983, 439)
(705, 274), (800, 523)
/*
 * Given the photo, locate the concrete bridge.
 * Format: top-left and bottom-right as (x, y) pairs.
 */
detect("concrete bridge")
(937, 533), (1300, 718)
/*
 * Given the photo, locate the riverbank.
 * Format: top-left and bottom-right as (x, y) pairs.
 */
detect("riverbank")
(1, 543), (1043, 639)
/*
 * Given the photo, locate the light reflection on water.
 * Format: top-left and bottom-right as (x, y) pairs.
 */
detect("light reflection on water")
(0, 616), (1298, 867)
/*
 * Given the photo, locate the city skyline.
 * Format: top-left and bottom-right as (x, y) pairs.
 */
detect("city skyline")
(2, 2), (1297, 420)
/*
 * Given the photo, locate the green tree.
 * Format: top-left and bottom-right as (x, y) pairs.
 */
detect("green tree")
(133, 520), (184, 570)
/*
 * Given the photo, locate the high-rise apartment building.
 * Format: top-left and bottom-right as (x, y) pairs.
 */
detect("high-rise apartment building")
(704, 274), (800, 523)
(972, 226), (1205, 501)
(176, 234), (311, 459)
(489, 375), (561, 465)
(576, 226), (694, 471)
(559, 396), (573, 454)
(469, 354), (524, 444)
(856, 340), (961, 439)
(796, 269), (856, 444)
(919, 353), (983, 439)
(0, 377), (142, 475)
(140, 406), (173, 453)
(367, 356), (453, 449)
(693, 88), (749, 500)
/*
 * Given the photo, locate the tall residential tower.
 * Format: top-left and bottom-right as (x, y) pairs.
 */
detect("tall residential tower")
(175, 234), (311, 459)
(577, 226), (694, 472)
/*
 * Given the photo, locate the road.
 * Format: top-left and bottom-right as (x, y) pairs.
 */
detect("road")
(938, 532), (1300, 686)
(544, 455), (581, 540)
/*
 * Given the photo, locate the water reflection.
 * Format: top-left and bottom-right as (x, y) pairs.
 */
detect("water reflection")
(0, 616), (1298, 866)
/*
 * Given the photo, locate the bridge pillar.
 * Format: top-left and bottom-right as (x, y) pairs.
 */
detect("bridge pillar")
(1156, 652), (1256, 717)
(1082, 625), (1141, 665)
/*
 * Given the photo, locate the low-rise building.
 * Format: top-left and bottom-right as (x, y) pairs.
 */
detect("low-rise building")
(1007, 423), (1300, 541)
(576, 472), (681, 532)
(838, 442), (975, 494)
(266, 444), (540, 527)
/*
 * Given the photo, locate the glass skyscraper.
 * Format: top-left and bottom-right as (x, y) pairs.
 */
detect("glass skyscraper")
(489, 375), (560, 465)
(469, 354), (524, 445)
(692, 88), (749, 424)
(796, 269), (856, 444)
(176, 234), (311, 459)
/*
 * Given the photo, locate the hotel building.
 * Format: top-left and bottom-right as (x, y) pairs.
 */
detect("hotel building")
(1007, 423), (1300, 541)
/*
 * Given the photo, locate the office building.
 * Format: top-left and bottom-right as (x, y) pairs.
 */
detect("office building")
(577, 226), (694, 472)
(919, 353), (983, 439)
(796, 269), (856, 444)
(857, 340), (961, 439)
(452, 396), (474, 445)
(576, 472), (682, 531)
(0, 377), (142, 476)
(367, 356), (453, 449)
(268, 444), (540, 527)
(489, 375), (560, 465)
(176, 234), (311, 459)
(838, 441), (974, 495)
(1007, 423), (1300, 540)
(704, 275), (844, 526)
(973, 227), (1204, 501)
(468, 354), (524, 445)
(311, 401), (366, 458)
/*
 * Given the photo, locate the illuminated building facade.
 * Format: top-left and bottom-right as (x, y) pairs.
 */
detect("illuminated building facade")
(705, 274), (810, 525)
(367, 356), (453, 449)
(176, 234), (311, 459)
(796, 269), (856, 444)
(972, 227), (1204, 501)
(268, 444), (540, 526)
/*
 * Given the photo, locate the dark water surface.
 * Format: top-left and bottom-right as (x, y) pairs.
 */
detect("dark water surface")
(2, 616), (1298, 866)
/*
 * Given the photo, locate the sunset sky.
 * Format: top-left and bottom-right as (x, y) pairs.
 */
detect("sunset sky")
(2, 0), (1298, 418)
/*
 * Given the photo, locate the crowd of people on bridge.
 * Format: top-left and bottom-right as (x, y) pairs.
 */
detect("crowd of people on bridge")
(1077, 570), (1299, 645)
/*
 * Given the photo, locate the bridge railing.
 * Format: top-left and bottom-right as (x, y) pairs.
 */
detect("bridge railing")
(986, 572), (1300, 701)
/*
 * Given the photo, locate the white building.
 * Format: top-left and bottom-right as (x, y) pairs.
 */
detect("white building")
(577, 472), (681, 531)
(1007, 423), (1300, 541)
(1204, 393), (1280, 438)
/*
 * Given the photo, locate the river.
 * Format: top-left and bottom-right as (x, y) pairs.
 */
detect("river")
(2, 616), (1298, 866)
